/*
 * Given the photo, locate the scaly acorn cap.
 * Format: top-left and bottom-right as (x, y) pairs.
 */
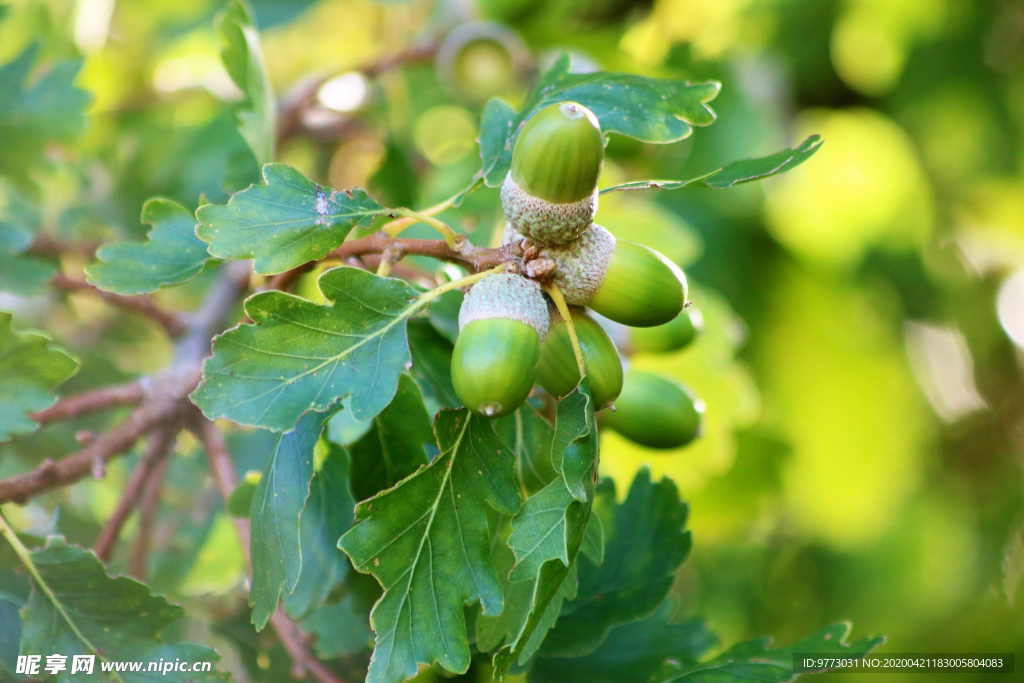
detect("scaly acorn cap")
(602, 369), (704, 449)
(458, 272), (550, 340)
(537, 305), (623, 410)
(501, 101), (604, 245)
(537, 223), (616, 306)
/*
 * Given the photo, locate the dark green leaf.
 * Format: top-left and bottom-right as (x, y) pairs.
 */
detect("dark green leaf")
(0, 45), (90, 179)
(217, 0), (276, 167)
(478, 53), (719, 186)
(196, 164), (382, 274)
(530, 604), (715, 683)
(339, 409), (521, 683)
(538, 470), (691, 658)
(19, 537), (225, 682)
(85, 198), (214, 295)
(349, 374), (434, 502)
(426, 288), (463, 345)
(552, 384), (598, 503)
(651, 623), (884, 683)
(600, 136), (823, 194)
(493, 403), (557, 497)
(407, 318), (461, 410)
(302, 594), (373, 658)
(0, 313), (78, 442)
(249, 411), (327, 629)
(0, 567), (28, 677)
(284, 443), (355, 619)
(192, 266), (421, 433)
(0, 184), (53, 295)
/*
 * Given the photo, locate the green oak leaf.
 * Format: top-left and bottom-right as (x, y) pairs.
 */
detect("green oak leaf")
(478, 53), (719, 187)
(196, 164), (382, 274)
(529, 604), (715, 683)
(192, 266), (421, 433)
(19, 537), (225, 682)
(650, 623), (884, 682)
(0, 44), (90, 180)
(407, 318), (460, 410)
(494, 403), (557, 497)
(538, 470), (692, 658)
(302, 594), (373, 658)
(217, 0), (276, 167)
(0, 313), (79, 442)
(0, 172), (53, 295)
(339, 409), (521, 683)
(283, 443), (355, 619)
(491, 384), (598, 677)
(600, 136), (824, 194)
(85, 198), (215, 295)
(249, 410), (328, 629)
(0, 566), (28, 677)
(349, 373), (434, 502)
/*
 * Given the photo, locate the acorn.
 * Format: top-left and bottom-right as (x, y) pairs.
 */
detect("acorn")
(436, 22), (529, 104)
(602, 370), (704, 449)
(501, 101), (604, 245)
(451, 273), (549, 417)
(536, 306), (623, 410)
(629, 308), (704, 354)
(530, 224), (687, 327)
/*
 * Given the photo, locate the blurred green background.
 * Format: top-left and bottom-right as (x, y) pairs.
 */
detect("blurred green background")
(2, 0), (1024, 680)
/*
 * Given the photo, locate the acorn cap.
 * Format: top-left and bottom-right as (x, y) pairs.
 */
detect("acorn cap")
(603, 369), (704, 449)
(588, 241), (687, 327)
(537, 306), (623, 410)
(511, 102), (604, 204)
(459, 272), (550, 340)
(452, 318), (540, 417)
(540, 223), (616, 306)
(501, 172), (597, 246)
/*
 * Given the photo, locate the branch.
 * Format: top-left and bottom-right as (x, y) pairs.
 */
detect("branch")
(52, 273), (186, 338)
(130, 452), (170, 580)
(266, 232), (514, 292)
(195, 417), (346, 683)
(93, 428), (177, 562)
(30, 381), (146, 427)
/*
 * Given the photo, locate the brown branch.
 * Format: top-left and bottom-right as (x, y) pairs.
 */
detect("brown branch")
(195, 417), (346, 683)
(52, 273), (187, 338)
(30, 381), (146, 427)
(266, 232), (514, 292)
(94, 428), (177, 562)
(26, 234), (100, 259)
(130, 452), (170, 580)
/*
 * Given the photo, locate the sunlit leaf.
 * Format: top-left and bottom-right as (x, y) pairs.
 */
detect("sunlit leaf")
(339, 409), (521, 683)
(0, 313), (78, 442)
(86, 198), (215, 295)
(478, 53), (719, 187)
(600, 136), (824, 194)
(650, 623), (884, 682)
(217, 0), (276, 167)
(196, 164), (382, 275)
(19, 537), (225, 682)
(192, 267), (421, 433)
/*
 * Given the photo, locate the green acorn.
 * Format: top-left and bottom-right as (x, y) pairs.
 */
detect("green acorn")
(536, 306), (623, 409)
(451, 273), (549, 417)
(501, 101), (604, 245)
(603, 370), (704, 449)
(629, 308), (704, 354)
(436, 22), (529, 103)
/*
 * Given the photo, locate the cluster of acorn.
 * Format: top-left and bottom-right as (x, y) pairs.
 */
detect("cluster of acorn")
(450, 101), (704, 450)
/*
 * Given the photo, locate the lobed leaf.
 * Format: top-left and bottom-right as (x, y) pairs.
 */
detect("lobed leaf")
(192, 266), (421, 433)
(0, 313), (79, 442)
(195, 164), (382, 275)
(86, 198), (215, 295)
(19, 537), (225, 682)
(600, 136), (824, 194)
(478, 53), (720, 187)
(217, 0), (276, 167)
(339, 409), (521, 683)
(651, 623), (884, 683)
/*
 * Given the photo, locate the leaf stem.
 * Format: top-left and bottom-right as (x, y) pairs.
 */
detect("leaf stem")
(0, 512), (117, 678)
(544, 283), (586, 377)
(383, 193), (459, 238)
(392, 208), (460, 246)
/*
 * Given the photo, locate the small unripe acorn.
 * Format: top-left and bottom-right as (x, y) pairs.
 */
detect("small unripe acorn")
(537, 306), (623, 410)
(501, 101), (604, 245)
(451, 273), (549, 417)
(603, 370), (704, 449)
(629, 308), (704, 354)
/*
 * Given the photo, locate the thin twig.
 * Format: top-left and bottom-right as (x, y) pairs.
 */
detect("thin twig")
(94, 428), (177, 562)
(195, 417), (346, 683)
(52, 273), (187, 338)
(30, 382), (146, 427)
(129, 453), (170, 581)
